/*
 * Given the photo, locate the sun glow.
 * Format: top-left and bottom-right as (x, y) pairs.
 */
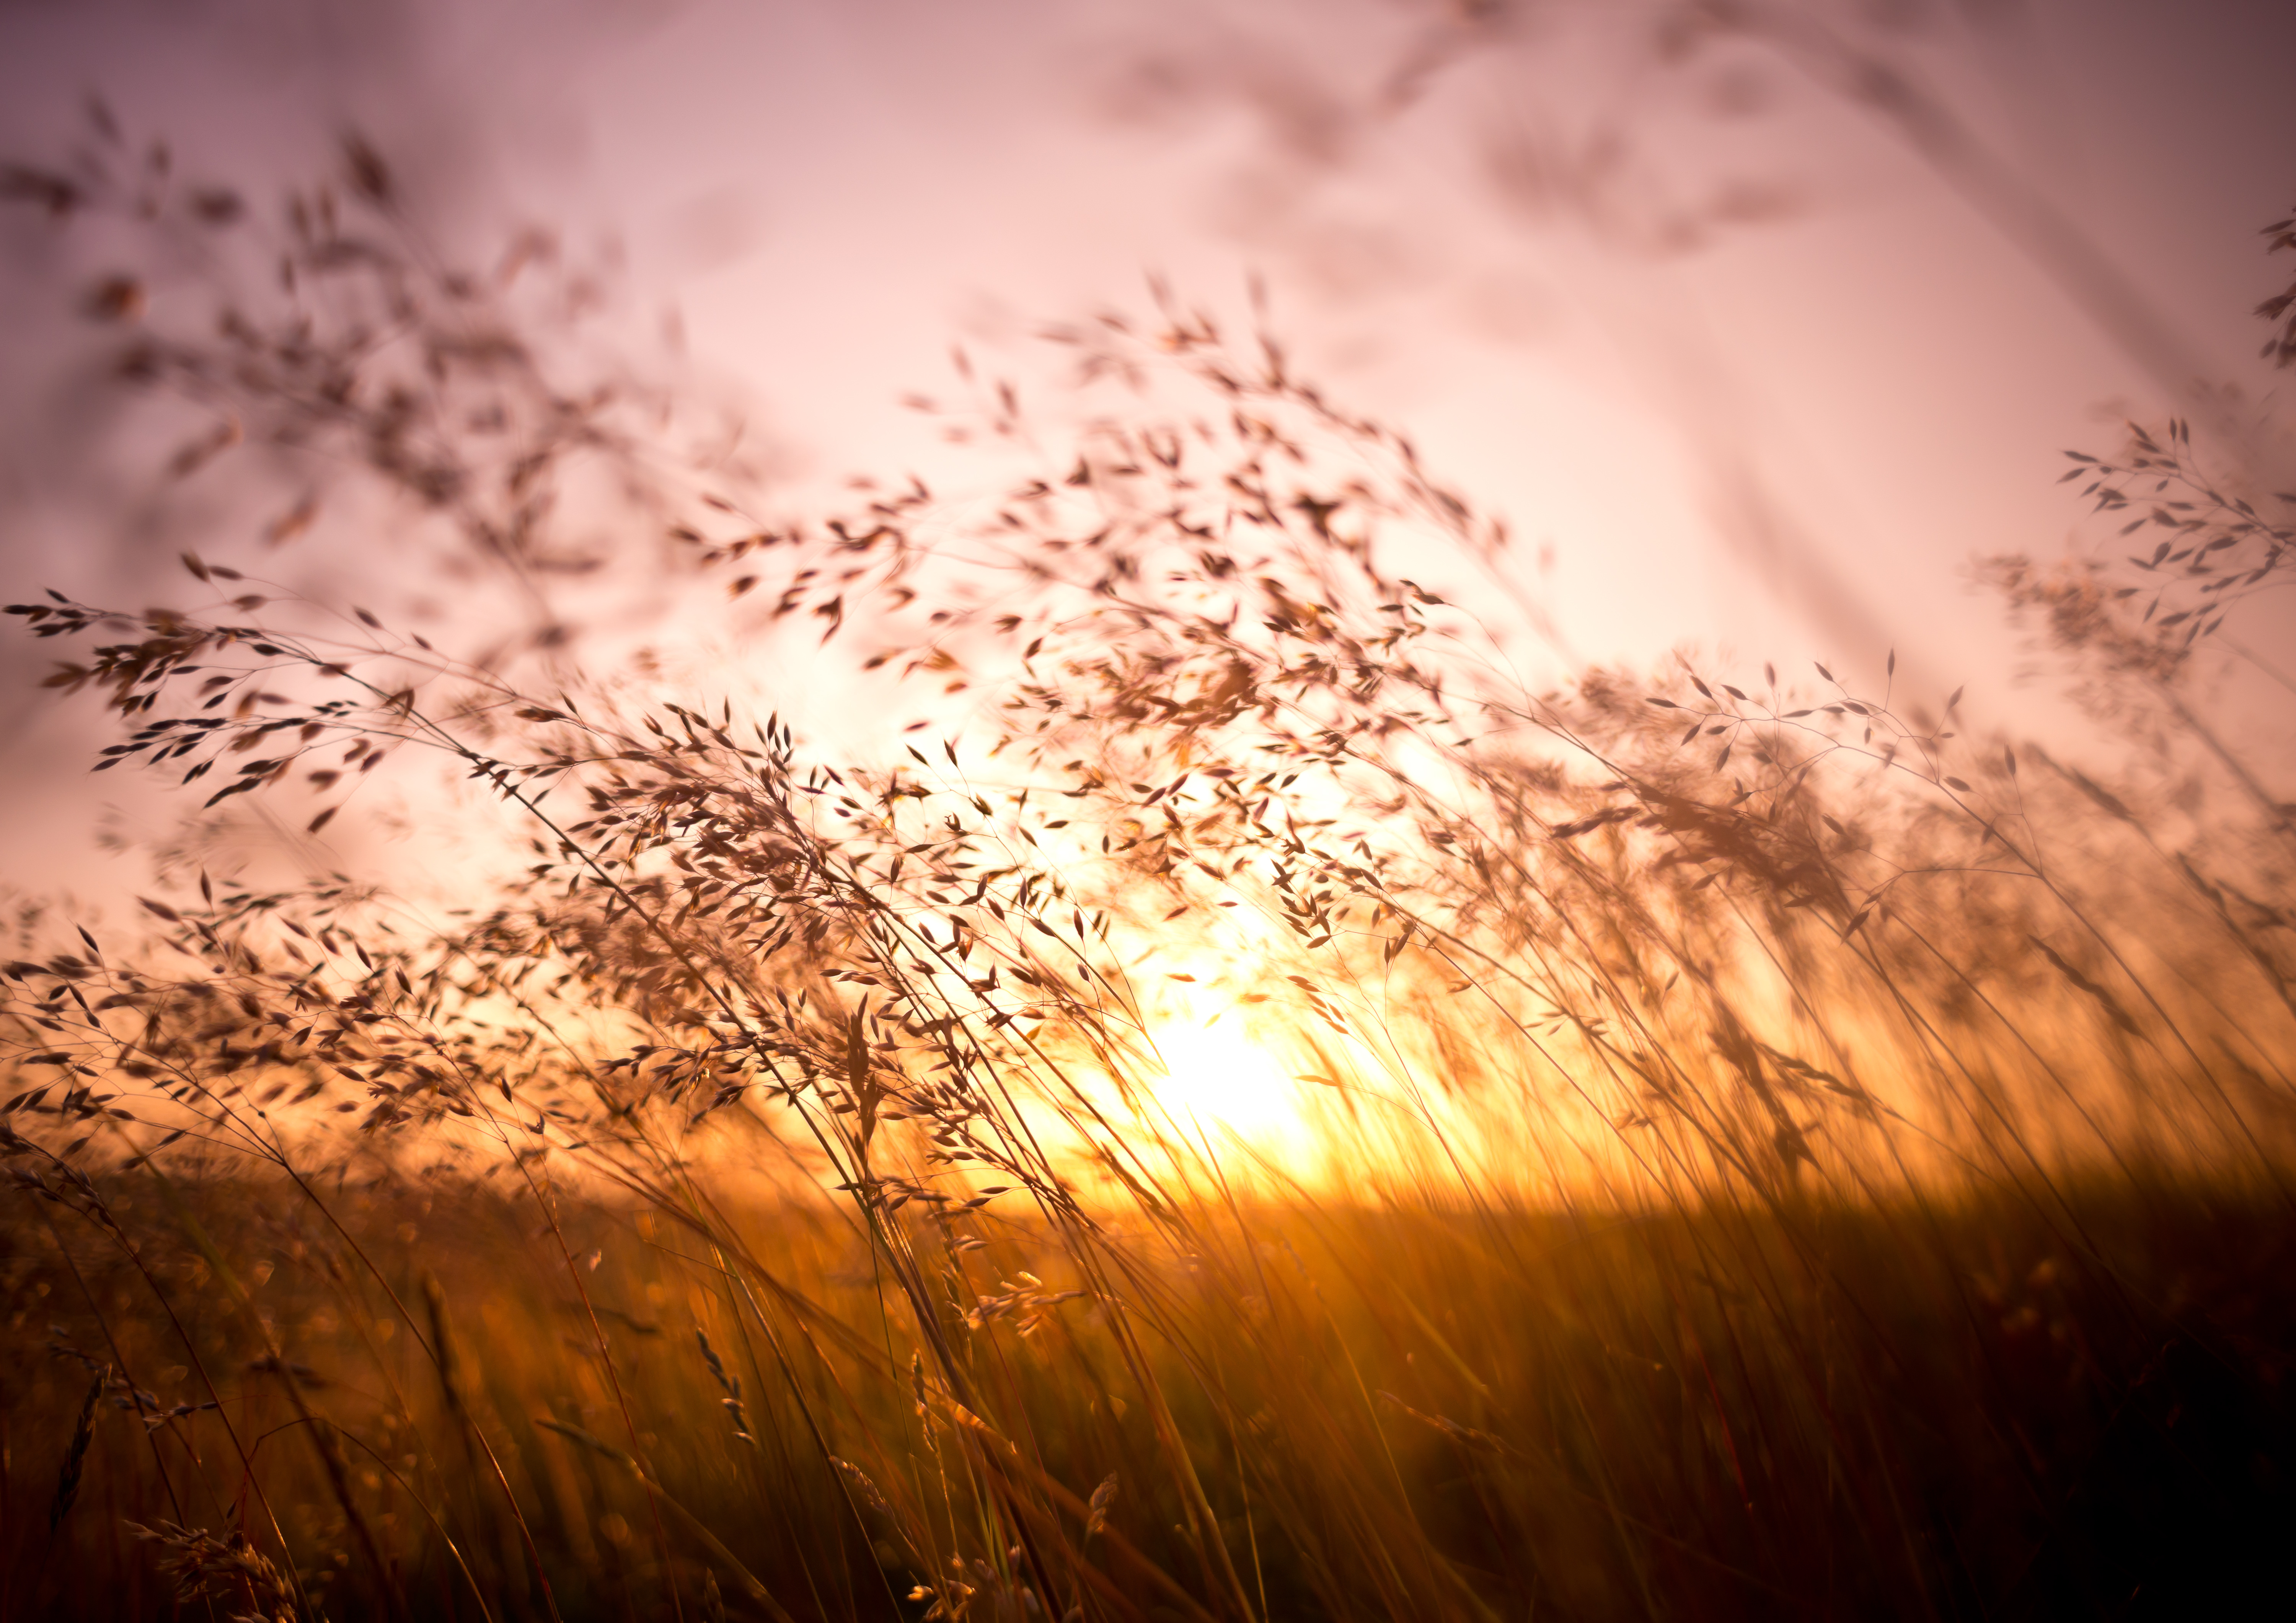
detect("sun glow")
(1144, 1016), (1316, 1159)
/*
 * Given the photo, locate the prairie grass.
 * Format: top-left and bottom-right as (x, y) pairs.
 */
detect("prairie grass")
(5, 1162), (2291, 1618)
(3, 135), (2295, 1620)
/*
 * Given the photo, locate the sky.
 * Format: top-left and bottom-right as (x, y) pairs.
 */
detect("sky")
(2, 0), (2293, 908)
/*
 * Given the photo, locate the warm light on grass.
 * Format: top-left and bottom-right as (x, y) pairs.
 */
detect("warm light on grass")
(6, 121), (2296, 1622)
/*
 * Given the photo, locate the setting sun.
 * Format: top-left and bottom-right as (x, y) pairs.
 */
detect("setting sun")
(1145, 1017), (1314, 1154)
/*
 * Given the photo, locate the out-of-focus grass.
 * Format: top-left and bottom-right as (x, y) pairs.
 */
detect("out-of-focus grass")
(5, 1168), (2291, 1620)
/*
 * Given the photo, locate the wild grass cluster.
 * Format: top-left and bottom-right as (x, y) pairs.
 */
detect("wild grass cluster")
(3, 130), (2294, 1620)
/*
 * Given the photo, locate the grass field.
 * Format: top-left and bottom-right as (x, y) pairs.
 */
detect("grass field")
(5, 1162), (2292, 1619)
(5, 150), (2296, 1621)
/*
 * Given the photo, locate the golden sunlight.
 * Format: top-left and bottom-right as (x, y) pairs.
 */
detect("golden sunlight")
(1145, 1014), (1316, 1158)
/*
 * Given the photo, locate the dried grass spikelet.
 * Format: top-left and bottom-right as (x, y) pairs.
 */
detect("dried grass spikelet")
(128, 1520), (300, 1623)
(696, 1328), (754, 1443)
(1085, 1471), (1119, 1540)
(47, 1370), (104, 1532)
(829, 1456), (890, 1514)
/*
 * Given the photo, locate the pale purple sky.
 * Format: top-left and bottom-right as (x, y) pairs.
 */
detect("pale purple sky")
(3, 0), (2293, 900)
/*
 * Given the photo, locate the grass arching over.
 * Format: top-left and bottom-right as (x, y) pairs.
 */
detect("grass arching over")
(4, 141), (2296, 1621)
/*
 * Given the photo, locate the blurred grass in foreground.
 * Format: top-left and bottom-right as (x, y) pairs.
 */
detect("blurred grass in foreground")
(4, 1170), (2291, 1619)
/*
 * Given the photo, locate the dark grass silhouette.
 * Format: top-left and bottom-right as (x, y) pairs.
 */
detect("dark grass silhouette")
(3, 133), (2294, 1621)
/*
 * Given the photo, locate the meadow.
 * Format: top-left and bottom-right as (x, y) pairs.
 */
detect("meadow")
(3, 137), (2294, 1621)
